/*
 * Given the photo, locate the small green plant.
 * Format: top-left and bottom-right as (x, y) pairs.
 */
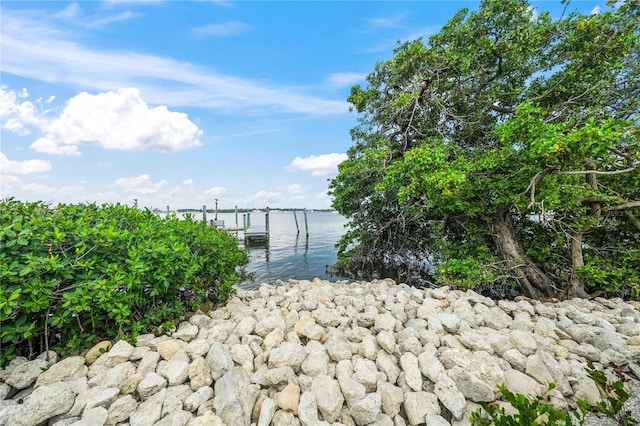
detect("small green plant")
(470, 382), (573, 426)
(470, 362), (637, 426)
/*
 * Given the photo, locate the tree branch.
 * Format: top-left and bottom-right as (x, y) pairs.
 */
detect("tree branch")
(606, 201), (640, 211)
(556, 167), (636, 176)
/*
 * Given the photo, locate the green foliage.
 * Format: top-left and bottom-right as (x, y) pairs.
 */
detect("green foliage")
(470, 362), (637, 426)
(0, 199), (248, 367)
(330, 0), (640, 298)
(470, 383), (574, 426)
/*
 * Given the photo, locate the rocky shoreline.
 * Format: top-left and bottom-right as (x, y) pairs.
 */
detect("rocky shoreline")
(1, 278), (639, 426)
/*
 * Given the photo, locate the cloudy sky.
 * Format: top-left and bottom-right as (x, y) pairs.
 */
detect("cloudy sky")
(1, 0), (603, 210)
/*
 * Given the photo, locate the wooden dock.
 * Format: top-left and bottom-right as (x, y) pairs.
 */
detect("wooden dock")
(244, 225), (269, 243)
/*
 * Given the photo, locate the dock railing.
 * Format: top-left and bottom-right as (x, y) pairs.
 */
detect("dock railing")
(160, 205), (309, 244)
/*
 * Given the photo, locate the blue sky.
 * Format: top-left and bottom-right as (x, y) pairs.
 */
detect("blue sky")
(1, 0), (604, 210)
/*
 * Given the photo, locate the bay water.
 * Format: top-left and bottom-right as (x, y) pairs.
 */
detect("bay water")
(195, 209), (349, 288)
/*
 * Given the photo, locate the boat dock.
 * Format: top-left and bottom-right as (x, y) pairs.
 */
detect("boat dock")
(244, 225), (269, 243)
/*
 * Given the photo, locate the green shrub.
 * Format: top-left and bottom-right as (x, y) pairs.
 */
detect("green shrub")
(0, 199), (248, 366)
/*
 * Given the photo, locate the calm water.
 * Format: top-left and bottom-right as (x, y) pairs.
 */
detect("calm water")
(194, 210), (349, 288)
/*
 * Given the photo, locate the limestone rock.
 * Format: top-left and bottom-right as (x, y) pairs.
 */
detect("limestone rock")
(107, 394), (138, 425)
(35, 356), (87, 388)
(205, 342), (234, 380)
(85, 341), (112, 365)
(311, 375), (344, 423)
(400, 353), (422, 392)
(350, 392), (381, 426)
(213, 367), (259, 425)
(129, 388), (165, 426)
(5, 382), (76, 426)
(277, 383), (300, 413)
(403, 392), (439, 426)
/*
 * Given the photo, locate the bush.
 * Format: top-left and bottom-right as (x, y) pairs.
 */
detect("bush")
(0, 199), (249, 366)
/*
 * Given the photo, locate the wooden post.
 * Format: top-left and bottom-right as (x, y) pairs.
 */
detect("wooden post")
(243, 214), (247, 230)
(203, 205), (207, 223)
(166, 205), (170, 215)
(294, 210), (300, 234)
(248, 212), (251, 228)
(304, 209), (309, 236)
(235, 205), (238, 228)
(265, 207), (270, 234)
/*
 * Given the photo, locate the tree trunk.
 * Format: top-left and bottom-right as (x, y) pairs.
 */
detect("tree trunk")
(569, 159), (600, 299)
(493, 208), (555, 299)
(569, 231), (590, 298)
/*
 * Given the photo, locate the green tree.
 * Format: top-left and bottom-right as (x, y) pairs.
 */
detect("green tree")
(329, 0), (639, 299)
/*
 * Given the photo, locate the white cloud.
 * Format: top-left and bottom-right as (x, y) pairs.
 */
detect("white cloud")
(192, 21), (250, 37)
(112, 174), (168, 195)
(0, 153), (52, 175)
(1, 8), (349, 116)
(203, 186), (227, 197)
(0, 86), (50, 135)
(288, 153), (348, 177)
(287, 184), (305, 194)
(245, 190), (283, 207)
(326, 72), (365, 89)
(30, 88), (202, 155)
(368, 13), (410, 29)
(182, 179), (194, 185)
(590, 6), (601, 14)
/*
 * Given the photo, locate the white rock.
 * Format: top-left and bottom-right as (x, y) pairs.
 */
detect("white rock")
(503, 369), (544, 399)
(448, 366), (495, 402)
(378, 382), (404, 417)
(88, 361), (135, 389)
(426, 414), (452, 426)
(302, 345), (330, 377)
(255, 315), (286, 337)
(353, 358), (379, 392)
(325, 334), (353, 362)
(258, 397), (278, 426)
(106, 394), (138, 424)
(188, 356), (213, 390)
(205, 342), (234, 380)
(233, 317), (258, 336)
(155, 409), (193, 426)
(374, 313), (397, 332)
(298, 391), (321, 426)
(400, 353), (422, 392)
(129, 388), (166, 426)
(268, 341), (307, 371)
(4, 382), (76, 426)
(164, 349), (191, 386)
(184, 386), (214, 412)
(403, 392), (439, 426)
(137, 372), (168, 400)
(526, 350), (572, 396)
(266, 366), (297, 386)
(350, 392), (381, 426)
(35, 356), (87, 388)
(417, 349), (445, 383)
(137, 351), (160, 376)
(173, 323), (199, 342)
(439, 313), (461, 333)
(433, 372), (466, 421)
(79, 406), (108, 426)
(361, 335), (380, 360)
(213, 367), (259, 425)
(376, 330), (396, 354)
(311, 375), (344, 423)
(376, 351), (400, 384)
(5, 358), (49, 389)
